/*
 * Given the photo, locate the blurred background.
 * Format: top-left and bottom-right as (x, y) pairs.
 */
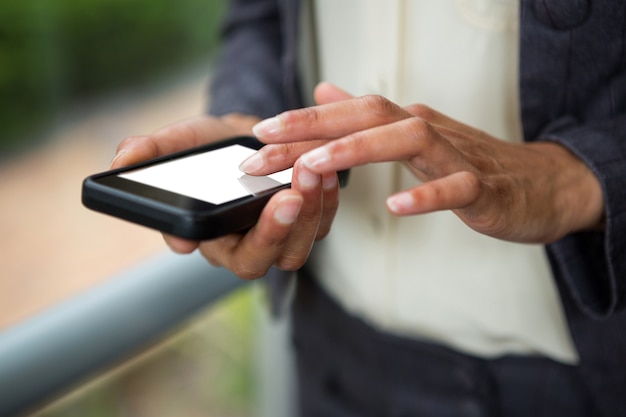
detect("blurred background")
(1, 0), (222, 154)
(0, 1), (273, 416)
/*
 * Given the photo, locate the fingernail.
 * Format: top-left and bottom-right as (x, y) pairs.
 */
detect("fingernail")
(274, 195), (303, 225)
(301, 147), (330, 169)
(386, 192), (414, 213)
(298, 166), (320, 189)
(253, 116), (283, 138)
(239, 152), (265, 173)
(110, 150), (127, 168)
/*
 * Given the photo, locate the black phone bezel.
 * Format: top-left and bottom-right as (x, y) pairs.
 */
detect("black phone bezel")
(81, 136), (290, 240)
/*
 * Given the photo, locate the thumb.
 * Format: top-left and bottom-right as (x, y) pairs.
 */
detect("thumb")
(314, 82), (354, 105)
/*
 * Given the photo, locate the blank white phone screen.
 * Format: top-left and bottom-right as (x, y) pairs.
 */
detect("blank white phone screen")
(118, 145), (292, 205)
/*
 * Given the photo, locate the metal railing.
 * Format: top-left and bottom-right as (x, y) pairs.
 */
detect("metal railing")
(0, 251), (246, 417)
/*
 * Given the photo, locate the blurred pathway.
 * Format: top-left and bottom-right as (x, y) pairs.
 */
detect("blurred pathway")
(0, 71), (209, 329)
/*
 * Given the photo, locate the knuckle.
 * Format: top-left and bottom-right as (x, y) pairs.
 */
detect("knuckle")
(404, 117), (435, 147)
(284, 107), (320, 129)
(405, 116), (429, 131)
(156, 123), (194, 143)
(402, 119), (445, 176)
(301, 107), (321, 125)
(116, 135), (147, 152)
(340, 130), (368, 153)
(461, 171), (482, 198)
(232, 263), (267, 280)
(199, 250), (223, 268)
(360, 94), (398, 116)
(275, 253), (307, 271)
(406, 103), (436, 120)
(266, 143), (302, 165)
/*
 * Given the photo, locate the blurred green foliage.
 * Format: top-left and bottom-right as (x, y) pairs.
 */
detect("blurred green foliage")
(0, 0), (225, 151)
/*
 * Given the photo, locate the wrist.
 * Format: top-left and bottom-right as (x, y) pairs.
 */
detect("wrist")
(537, 142), (605, 235)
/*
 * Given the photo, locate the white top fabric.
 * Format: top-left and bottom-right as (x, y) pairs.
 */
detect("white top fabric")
(309, 0), (578, 364)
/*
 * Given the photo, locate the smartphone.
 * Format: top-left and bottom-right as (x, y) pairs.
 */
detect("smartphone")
(82, 136), (348, 240)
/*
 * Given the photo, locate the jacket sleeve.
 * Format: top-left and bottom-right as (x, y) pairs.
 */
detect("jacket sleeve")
(208, 0), (288, 119)
(520, 1), (626, 319)
(542, 116), (626, 319)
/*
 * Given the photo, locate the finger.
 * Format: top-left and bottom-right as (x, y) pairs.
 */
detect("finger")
(404, 103), (470, 132)
(111, 115), (240, 169)
(273, 162), (324, 269)
(316, 171), (340, 240)
(110, 135), (157, 169)
(199, 190), (305, 279)
(241, 83), (365, 175)
(299, 117), (466, 178)
(314, 82), (354, 104)
(162, 234), (200, 254)
(239, 139), (328, 175)
(386, 171), (481, 215)
(202, 163), (324, 275)
(252, 94), (412, 143)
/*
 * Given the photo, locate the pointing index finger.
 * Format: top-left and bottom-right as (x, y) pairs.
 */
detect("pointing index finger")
(252, 95), (413, 144)
(298, 117), (464, 179)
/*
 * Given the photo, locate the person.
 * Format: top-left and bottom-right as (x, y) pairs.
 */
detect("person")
(111, 0), (626, 415)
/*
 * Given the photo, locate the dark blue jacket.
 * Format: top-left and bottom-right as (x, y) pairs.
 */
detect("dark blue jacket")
(209, 1), (626, 414)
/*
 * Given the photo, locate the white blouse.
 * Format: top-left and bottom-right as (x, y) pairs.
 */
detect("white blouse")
(308, 0), (578, 364)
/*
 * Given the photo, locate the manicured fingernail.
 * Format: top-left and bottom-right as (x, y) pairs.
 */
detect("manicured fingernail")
(386, 192), (414, 213)
(298, 166), (320, 189)
(253, 116), (282, 138)
(239, 152), (265, 173)
(274, 195), (303, 225)
(110, 150), (127, 168)
(301, 147), (330, 169)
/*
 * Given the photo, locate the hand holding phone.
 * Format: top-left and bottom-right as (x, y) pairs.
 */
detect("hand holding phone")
(83, 136), (291, 239)
(82, 136), (348, 241)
